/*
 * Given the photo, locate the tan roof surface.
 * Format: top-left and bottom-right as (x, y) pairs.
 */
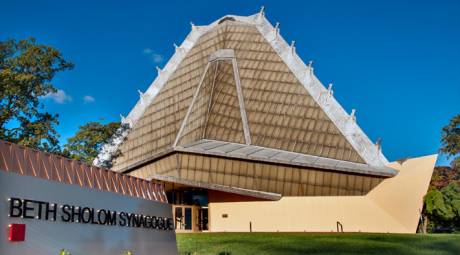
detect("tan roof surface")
(178, 58), (247, 146)
(128, 152), (387, 197)
(176, 139), (396, 177)
(95, 13), (391, 180)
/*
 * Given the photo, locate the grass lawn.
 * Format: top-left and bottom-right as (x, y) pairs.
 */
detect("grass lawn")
(176, 232), (460, 255)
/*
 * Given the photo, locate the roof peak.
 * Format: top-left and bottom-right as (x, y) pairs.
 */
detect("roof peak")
(95, 12), (389, 170)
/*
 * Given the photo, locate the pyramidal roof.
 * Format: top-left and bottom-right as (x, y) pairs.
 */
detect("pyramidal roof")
(94, 11), (395, 177)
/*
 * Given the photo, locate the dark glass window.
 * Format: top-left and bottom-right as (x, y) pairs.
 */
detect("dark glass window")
(184, 208), (192, 230)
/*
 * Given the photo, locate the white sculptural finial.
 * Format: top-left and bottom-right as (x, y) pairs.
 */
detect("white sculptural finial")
(327, 83), (334, 97)
(290, 41), (296, 54)
(375, 138), (382, 152)
(308, 61), (314, 75)
(259, 6), (265, 17)
(274, 22), (280, 37)
(350, 109), (356, 122)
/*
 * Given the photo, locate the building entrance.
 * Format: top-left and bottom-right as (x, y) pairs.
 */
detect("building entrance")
(168, 188), (209, 232)
(172, 205), (208, 232)
(198, 207), (209, 231)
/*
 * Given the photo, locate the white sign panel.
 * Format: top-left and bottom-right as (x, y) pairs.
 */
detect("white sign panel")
(0, 171), (178, 255)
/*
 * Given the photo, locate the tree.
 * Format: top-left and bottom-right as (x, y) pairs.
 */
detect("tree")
(0, 38), (73, 152)
(424, 183), (460, 232)
(63, 121), (120, 164)
(421, 114), (460, 233)
(441, 114), (460, 168)
(430, 166), (460, 190)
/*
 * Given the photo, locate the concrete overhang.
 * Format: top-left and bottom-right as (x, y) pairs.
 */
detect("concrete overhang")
(147, 174), (282, 201)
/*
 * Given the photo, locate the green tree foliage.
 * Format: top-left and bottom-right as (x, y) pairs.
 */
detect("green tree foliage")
(422, 114), (460, 233)
(0, 38), (73, 152)
(424, 183), (460, 232)
(59, 249), (71, 255)
(63, 121), (120, 164)
(440, 114), (460, 168)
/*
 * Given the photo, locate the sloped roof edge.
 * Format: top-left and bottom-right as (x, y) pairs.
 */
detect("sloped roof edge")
(94, 12), (388, 168)
(147, 173), (282, 201)
(176, 139), (397, 177)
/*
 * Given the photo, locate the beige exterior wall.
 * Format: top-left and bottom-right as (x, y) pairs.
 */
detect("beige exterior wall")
(208, 155), (436, 233)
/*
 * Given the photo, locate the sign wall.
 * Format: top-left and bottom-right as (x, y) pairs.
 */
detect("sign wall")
(0, 171), (178, 255)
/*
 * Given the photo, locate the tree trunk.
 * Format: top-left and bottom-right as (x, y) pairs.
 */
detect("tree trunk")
(422, 215), (428, 234)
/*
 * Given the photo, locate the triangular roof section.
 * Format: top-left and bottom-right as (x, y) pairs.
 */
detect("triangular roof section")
(94, 11), (393, 176)
(175, 49), (251, 147)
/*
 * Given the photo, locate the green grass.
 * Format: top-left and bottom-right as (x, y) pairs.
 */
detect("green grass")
(176, 232), (460, 255)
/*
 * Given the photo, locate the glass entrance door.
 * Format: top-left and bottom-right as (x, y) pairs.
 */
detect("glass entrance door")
(174, 206), (195, 231)
(184, 207), (192, 230)
(198, 207), (208, 231)
(174, 207), (183, 230)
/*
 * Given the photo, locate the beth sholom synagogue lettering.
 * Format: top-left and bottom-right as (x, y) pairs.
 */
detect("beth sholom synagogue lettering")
(8, 197), (174, 230)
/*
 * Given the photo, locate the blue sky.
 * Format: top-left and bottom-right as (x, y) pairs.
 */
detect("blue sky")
(1, 0), (459, 165)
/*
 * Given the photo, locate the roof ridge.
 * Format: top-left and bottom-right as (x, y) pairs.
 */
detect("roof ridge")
(94, 12), (389, 169)
(254, 15), (388, 167)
